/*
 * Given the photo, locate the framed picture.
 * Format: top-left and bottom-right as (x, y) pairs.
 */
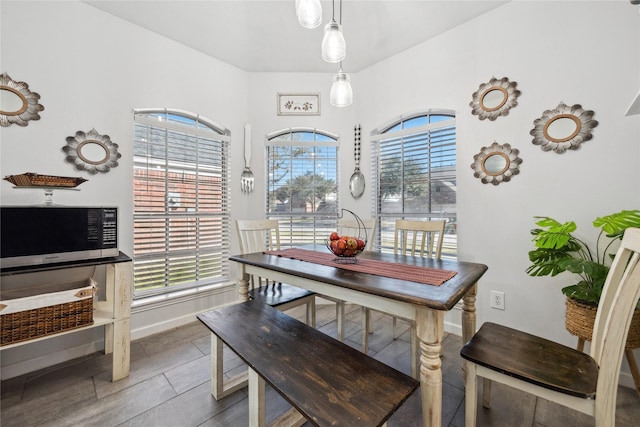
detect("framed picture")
(277, 93), (321, 116)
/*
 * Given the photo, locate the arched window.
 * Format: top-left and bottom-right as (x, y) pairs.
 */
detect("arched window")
(133, 109), (230, 297)
(266, 128), (339, 245)
(371, 111), (457, 257)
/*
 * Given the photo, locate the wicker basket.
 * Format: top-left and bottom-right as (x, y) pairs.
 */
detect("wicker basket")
(565, 297), (640, 349)
(0, 280), (96, 346)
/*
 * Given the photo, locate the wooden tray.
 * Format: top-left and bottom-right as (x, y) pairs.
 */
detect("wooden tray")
(3, 172), (87, 188)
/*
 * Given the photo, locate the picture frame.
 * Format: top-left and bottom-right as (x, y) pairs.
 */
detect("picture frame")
(277, 93), (320, 116)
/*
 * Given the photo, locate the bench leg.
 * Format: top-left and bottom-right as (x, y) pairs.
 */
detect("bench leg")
(249, 368), (267, 427)
(210, 333), (248, 400)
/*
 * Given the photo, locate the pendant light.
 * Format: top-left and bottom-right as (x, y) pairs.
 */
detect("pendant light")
(321, 0), (346, 63)
(295, 0), (322, 29)
(330, 64), (353, 107)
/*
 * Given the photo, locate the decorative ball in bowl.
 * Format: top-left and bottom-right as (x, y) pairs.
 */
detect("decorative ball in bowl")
(326, 232), (367, 263)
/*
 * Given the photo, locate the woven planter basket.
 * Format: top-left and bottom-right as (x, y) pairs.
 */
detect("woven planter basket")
(565, 297), (640, 349)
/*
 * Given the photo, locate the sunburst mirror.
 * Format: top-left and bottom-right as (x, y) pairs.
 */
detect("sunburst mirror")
(63, 129), (121, 174)
(0, 73), (44, 127)
(469, 77), (521, 121)
(471, 142), (522, 186)
(530, 102), (598, 153)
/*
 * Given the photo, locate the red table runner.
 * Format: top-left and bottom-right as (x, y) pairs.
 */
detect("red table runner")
(264, 248), (456, 286)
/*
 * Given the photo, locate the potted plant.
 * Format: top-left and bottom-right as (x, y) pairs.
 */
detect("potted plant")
(526, 209), (640, 347)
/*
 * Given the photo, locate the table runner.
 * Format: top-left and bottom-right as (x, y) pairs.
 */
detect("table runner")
(264, 248), (456, 286)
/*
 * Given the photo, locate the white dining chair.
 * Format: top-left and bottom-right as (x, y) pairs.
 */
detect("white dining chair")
(461, 227), (640, 426)
(236, 219), (316, 326)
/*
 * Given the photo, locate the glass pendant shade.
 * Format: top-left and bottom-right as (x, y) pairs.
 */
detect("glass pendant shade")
(321, 20), (346, 63)
(330, 69), (353, 107)
(295, 0), (322, 29)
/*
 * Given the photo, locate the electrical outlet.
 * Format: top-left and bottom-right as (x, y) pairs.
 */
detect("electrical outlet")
(490, 291), (505, 310)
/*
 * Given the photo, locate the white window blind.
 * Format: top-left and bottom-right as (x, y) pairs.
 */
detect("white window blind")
(133, 109), (231, 297)
(371, 113), (457, 257)
(266, 129), (339, 246)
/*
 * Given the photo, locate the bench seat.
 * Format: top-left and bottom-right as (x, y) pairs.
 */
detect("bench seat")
(197, 300), (419, 427)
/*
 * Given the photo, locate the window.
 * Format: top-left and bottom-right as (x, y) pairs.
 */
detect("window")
(133, 109), (230, 297)
(266, 129), (339, 246)
(371, 112), (457, 257)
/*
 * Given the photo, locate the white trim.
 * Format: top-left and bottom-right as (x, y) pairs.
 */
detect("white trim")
(370, 108), (456, 137)
(132, 281), (236, 311)
(133, 107), (230, 137)
(370, 118), (456, 142)
(265, 127), (339, 142)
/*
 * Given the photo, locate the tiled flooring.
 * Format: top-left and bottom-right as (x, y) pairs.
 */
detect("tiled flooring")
(1, 303), (639, 426)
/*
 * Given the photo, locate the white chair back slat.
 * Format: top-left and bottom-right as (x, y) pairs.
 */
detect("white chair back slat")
(393, 219), (445, 259)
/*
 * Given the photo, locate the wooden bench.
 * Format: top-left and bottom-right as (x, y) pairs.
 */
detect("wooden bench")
(197, 300), (419, 427)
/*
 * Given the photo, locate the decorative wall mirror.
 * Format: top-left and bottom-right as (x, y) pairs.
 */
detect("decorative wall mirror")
(469, 77), (521, 121)
(530, 102), (598, 153)
(0, 73), (44, 127)
(63, 129), (121, 174)
(471, 141), (522, 185)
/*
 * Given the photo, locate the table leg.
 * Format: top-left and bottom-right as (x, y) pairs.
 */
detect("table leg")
(416, 307), (444, 427)
(461, 284), (485, 407)
(461, 283), (477, 344)
(239, 267), (250, 302)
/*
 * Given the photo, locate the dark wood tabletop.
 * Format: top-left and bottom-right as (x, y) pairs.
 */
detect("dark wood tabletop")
(230, 247), (487, 311)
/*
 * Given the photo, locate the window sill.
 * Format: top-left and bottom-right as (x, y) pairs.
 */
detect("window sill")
(131, 281), (236, 313)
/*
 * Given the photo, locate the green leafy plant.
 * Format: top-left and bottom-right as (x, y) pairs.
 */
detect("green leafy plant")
(527, 209), (640, 305)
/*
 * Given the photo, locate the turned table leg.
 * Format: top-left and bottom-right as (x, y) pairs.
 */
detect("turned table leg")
(416, 307), (445, 427)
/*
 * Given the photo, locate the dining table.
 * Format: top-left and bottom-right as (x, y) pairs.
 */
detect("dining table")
(229, 246), (488, 427)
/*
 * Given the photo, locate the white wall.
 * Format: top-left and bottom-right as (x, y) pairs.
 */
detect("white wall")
(2, 0), (640, 387)
(356, 0), (640, 385)
(0, 0), (247, 377)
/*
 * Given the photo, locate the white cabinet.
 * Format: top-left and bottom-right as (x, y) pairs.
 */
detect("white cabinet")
(0, 253), (132, 381)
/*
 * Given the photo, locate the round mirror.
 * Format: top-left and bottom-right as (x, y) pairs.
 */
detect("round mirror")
(471, 142), (522, 186)
(63, 129), (121, 174)
(470, 77), (520, 121)
(480, 88), (508, 112)
(0, 87), (28, 115)
(77, 141), (110, 165)
(531, 102), (598, 153)
(482, 153), (509, 175)
(0, 73), (44, 127)
(543, 114), (581, 143)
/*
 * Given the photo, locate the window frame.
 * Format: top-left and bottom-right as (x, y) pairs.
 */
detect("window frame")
(265, 127), (340, 247)
(132, 108), (231, 299)
(371, 110), (457, 258)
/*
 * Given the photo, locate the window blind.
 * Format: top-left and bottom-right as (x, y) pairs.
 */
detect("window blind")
(133, 110), (231, 296)
(266, 129), (339, 246)
(371, 114), (457, 256)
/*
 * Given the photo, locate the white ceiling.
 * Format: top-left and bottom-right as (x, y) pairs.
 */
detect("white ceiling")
(84, 0), (509, 73)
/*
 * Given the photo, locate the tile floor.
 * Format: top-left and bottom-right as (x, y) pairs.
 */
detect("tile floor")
(1, 303), (639, 426)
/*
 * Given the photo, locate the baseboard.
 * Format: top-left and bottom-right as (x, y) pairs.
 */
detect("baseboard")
(0, 339), (105, 380)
